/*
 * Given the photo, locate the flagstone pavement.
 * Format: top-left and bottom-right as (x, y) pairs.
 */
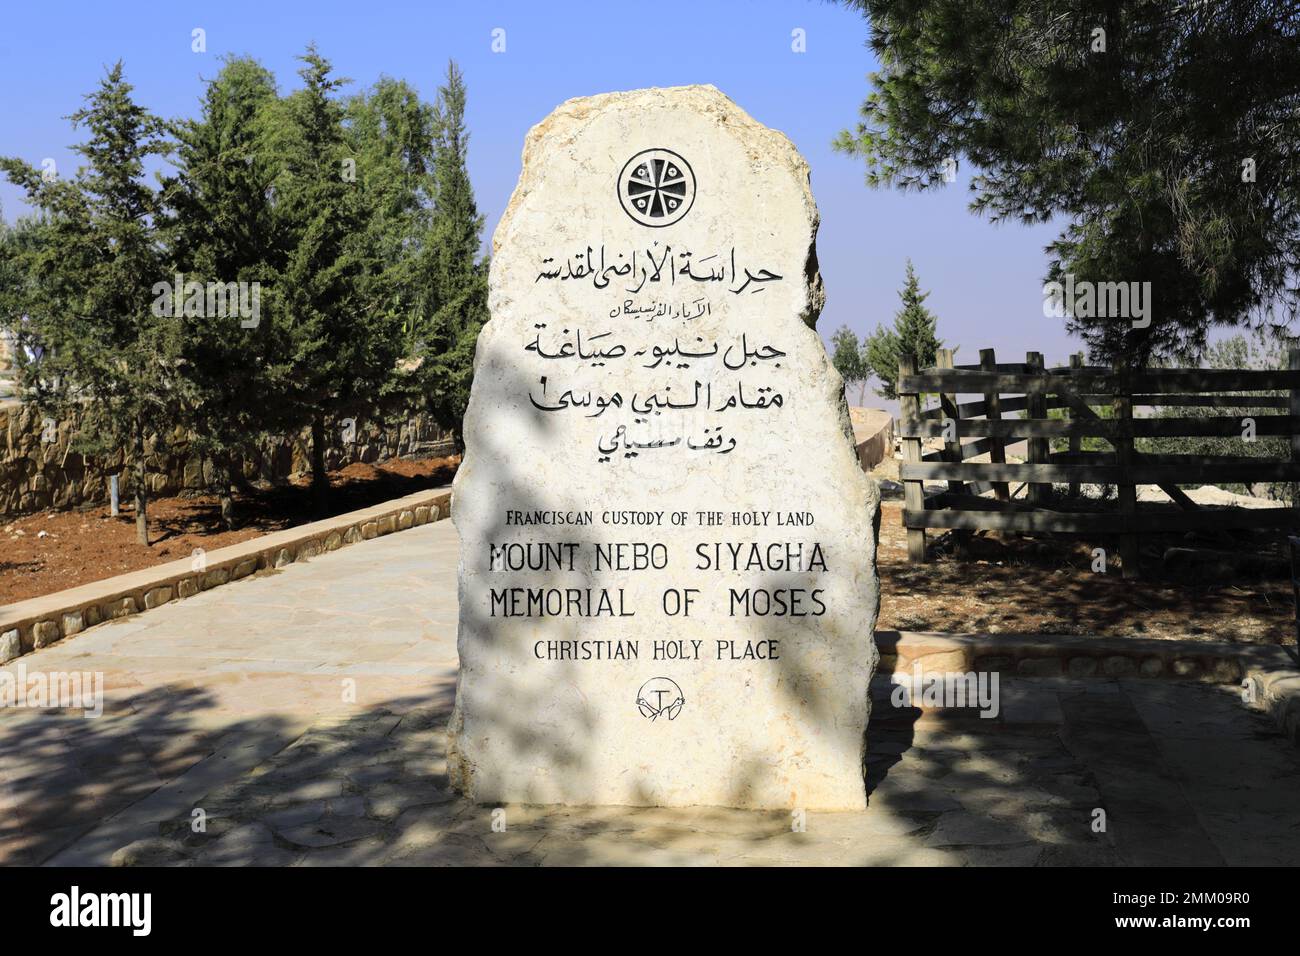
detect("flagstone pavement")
(3, 517), (1300, 866)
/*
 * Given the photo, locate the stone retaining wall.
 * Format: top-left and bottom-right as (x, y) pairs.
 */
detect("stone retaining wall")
(880, 629), (1300, 747)
(849, 407), (893, 471)
(878, 629), (1283, 685)
(0, 487), (452, 663)
(0, 399), (454, 516)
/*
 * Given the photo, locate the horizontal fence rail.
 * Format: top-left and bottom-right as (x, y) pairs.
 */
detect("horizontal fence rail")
(896, 346), (1300, 578)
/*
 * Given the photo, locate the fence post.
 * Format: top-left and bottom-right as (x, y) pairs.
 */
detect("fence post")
(980, 348), (1010, 502)
(899, 352), (927, 563)
(1026, 352), (1049, 505)
(1290, 348), (1300, 521)
(1113, 363), (1140, 578)
(1067, 353), (1083, 498)
(935, 348), (965, 496)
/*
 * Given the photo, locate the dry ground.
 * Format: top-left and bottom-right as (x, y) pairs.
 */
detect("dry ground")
(0, 456), (458, 605)
(3, 452), (1294, 644)
(877, 499), (1294, 644)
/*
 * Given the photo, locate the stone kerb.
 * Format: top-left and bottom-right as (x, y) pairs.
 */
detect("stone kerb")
(879, 629), (1288, 685)
(0, 487), (451, 663)
(881, 629), (1300, 746)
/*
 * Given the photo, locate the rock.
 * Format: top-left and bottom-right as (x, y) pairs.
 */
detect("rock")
(111, 837), (189, 867)
(61, 610), (85, 636)
(182, 458), (204, 489)
(201, 568), (230, 590)
(449, 86), (880, 810)
(1207, 658), (1242, 683)
(33, 620), (61, 648)
(1140, 657), (1164, 677)
(1102, 655), (1137, 677)
(975, 655), (1014, 674)
(143, 586), (174, 609)
(105, 597), (137, 620)
(1017, 657), (1063, 677)
(0, 629), (20, 663)
(1068, 656), (1098, 677)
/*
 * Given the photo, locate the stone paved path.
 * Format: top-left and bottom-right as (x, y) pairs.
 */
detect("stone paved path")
(2, 518), (1300, 866)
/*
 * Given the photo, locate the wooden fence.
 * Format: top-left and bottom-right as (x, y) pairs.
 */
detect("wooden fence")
(897, 347), (1300, 577)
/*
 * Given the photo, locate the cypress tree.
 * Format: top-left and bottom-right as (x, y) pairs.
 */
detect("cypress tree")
(414, 60), (488, 449)
(863, 260), (944, 400)
(264, 45), (405, 511)
(164, 56), (280, 528)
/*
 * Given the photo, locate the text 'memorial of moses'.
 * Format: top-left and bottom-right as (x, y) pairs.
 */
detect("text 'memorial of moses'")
(449, 85), (880, 809)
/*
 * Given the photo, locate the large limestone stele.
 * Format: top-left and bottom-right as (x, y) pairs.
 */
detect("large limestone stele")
(449, 85), (880, 810)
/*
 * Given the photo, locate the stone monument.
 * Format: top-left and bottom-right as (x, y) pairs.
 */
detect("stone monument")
(449, 85), (880, 810)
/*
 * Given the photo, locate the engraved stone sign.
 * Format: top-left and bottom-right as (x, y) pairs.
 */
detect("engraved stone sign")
(449, 85), (880, 810)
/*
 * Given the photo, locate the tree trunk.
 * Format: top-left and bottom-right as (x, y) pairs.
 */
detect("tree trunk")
(311, 412), (329, 514)
(133, 433), (148, 546)
(218, 453), (236, 531)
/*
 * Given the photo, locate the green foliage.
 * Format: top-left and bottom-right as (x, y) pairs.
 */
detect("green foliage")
(1142, 333), (1292, 500)
(1, 63), (177, 542)
(1, 47), (490, 525)
(0, 213), (46, 396)
(344, 74), (438, 330)
(1048, 394), (1114, 455)
(407, 61), (488, 446)
(862, 260), (943, 400)
(260, 46), (408, 500)
(829, 325), (867, 404)
(161, 55), (281, 520)
(834, 1), (1300, 365)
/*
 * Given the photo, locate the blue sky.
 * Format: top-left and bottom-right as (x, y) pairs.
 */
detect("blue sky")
(0, 0), (1074, 398)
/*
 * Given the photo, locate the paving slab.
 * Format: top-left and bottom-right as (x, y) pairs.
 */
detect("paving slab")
(2, 518), (1299, 865)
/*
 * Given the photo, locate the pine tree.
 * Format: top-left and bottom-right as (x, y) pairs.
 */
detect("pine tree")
(834, 1), (1300, 363)
(1, 64), (177, 544)
(412, 60), (488, 449)
(863, 260), (943, 400)
(163, 55), (280, 528)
